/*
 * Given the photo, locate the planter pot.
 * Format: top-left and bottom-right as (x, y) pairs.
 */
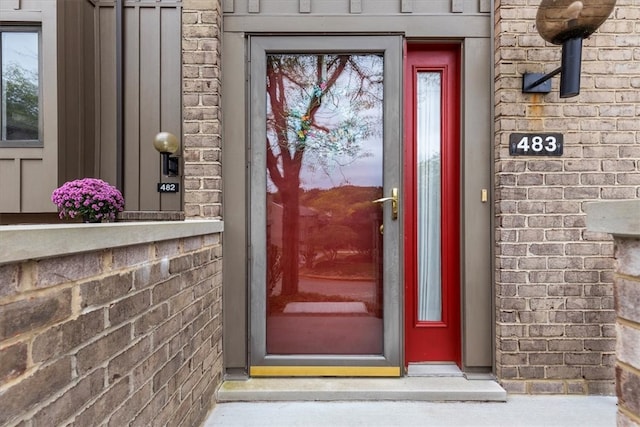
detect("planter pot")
(82, 214), (101, 223)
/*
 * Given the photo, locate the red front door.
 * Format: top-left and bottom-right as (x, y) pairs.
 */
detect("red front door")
(404, 44), (461, 366)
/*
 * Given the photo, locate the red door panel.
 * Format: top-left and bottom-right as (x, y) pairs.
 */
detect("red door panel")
(404, 44), (461, 366)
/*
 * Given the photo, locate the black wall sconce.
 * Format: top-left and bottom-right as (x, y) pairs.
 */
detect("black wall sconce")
(523, 0), (616, 98)
(153, 132), (180, 176)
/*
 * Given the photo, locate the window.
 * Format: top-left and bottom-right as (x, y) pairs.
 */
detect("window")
(1, 28), (41, 146)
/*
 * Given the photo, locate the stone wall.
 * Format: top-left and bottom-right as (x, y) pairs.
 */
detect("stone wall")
(0, 225), (223, 426)
(494, 0), (640, 394)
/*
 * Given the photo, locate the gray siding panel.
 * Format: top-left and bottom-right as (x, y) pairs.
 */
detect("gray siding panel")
(58, 0), (97, 184)
(159, 6), (182, 211)
(98, 7), (118, 185)
(0, 160), (20, 212)
(0, 0), (59, 213)
(224, 15), (489, 37)
(462, 37), (493, 369)
(223, 0), (235, 13)
(98, 2), (182, 212)
(139, 7), (162, 210)
(124, 5), (142, 210)
(226, 0), (490, 15)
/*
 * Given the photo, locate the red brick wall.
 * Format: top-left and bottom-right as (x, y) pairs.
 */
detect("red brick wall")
(0, 233), (223, 426)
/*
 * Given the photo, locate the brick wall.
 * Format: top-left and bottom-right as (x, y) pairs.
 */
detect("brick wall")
(494, 0), (639, 394)
(614, 237), (640, 425)
(587, 200), (640, 423)
(0, 233), (223, 426)
(182, 0), (223, 219)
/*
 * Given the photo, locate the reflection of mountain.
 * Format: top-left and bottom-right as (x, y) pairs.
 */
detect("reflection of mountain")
(268, 185), (383, 234)
(267, 185), (383, 265)
(267, 193), (328, 249)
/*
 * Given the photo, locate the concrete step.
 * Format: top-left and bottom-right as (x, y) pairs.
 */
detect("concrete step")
(406, 363), (464, 377)
(216, 377), (507, 402)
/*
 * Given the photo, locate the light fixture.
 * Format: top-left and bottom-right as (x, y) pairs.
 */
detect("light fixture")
(523, 0), (616, 98)
(153, 132), (180, 176)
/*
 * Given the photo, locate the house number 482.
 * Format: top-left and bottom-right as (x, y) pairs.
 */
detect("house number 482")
(509, 133), (563, 156)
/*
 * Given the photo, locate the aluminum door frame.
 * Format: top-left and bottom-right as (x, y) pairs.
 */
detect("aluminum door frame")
(248, 35), (403, 373)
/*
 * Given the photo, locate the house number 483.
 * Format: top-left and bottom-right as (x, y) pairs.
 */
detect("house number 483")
(509, 133), (563, 156)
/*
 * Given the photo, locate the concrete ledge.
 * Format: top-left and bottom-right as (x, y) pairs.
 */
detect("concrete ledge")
(586, 200), (640, 237)
(216, 377), (507, 402)
(0, 220), (224, 264)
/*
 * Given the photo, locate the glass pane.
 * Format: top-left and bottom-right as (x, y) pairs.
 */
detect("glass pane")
(265, 54), (384, 355)
(1, 31), (40, 141)
(416, 72), (442, 322)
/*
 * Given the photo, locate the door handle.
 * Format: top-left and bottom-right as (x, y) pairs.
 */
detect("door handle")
(372, 187), (398, 220)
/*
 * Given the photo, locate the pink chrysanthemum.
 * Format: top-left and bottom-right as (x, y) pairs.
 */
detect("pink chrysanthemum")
(51, 178), (124, 222)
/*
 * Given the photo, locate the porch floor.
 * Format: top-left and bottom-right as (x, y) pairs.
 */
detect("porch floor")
(215, 376), (507, 402)
(205, 396), (618, 427)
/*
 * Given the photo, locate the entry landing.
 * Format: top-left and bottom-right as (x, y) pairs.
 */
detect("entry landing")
(216, 376), (507, 402)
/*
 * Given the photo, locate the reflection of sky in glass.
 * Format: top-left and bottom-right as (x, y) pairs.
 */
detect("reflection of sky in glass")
(300, 136), (382, 189)
(266, 54), (383, 191)
(417, 72), (441, 159)
(2, 32), (39, 81)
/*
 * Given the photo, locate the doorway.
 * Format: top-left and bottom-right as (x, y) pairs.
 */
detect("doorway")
(404, 44), (462, 367)
(249, 36), (402, 376)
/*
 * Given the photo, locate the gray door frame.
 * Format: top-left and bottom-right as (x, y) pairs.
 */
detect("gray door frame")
(248, 35), (403, 373)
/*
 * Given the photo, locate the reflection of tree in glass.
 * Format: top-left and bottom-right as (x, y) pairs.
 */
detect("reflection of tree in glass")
(266, 54), (383, 295)
(3, 64), (39, 140)
(267, 243), (283, 296)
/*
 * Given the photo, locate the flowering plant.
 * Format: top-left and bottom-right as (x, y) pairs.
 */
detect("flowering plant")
(51, 178), (124, 222)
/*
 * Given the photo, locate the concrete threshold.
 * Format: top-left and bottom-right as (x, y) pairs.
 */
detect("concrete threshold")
(216, 376), (507, 402)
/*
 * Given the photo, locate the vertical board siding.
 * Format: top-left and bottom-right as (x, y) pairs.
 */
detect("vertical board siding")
(98, 3), (182, 212)
(124, 6), (142, 210)
(58, 0), (97, 184)
(83, 2), (98, 180)
(139, 6), (162, 209)
(98, 7), (118, 185)
(159, 6), (182, 211)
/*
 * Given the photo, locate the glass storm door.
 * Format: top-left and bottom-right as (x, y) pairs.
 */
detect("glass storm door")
(249, 36), (401, 376)
(404, 44), (461, 366)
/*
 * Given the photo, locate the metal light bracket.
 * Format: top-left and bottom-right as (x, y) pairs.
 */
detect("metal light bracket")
(161, 153), (180, 176)
(522, 68), (560, 94)
(522, 37), (582, 98)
